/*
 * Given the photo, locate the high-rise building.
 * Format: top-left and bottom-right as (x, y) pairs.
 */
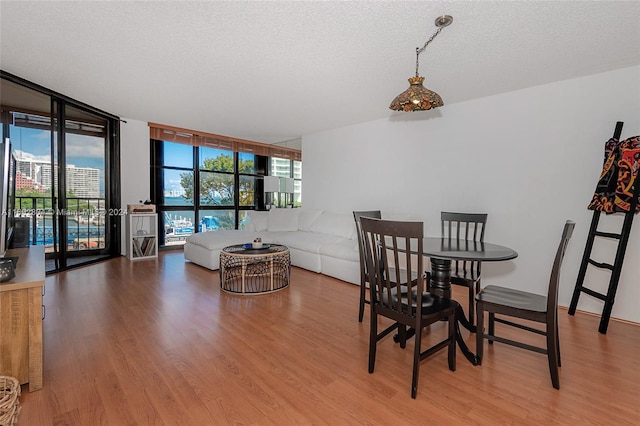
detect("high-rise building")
(16, 153), (101, 197)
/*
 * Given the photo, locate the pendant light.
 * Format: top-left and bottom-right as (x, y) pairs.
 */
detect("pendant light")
(389, 15), (453, 112)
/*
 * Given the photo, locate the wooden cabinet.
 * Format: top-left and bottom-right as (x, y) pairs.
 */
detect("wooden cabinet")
(126, 213), (158, 260)
(0, 246), (45, 392)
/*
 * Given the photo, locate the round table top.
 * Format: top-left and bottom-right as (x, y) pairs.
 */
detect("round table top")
(422, 237), (518, 262)
(222, 244), (288, 256)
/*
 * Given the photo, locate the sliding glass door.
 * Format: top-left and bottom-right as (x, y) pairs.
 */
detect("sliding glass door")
(56, 104), (111, 269)
(1, 73), (120, 272)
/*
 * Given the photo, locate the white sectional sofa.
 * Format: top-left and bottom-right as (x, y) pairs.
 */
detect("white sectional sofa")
(183, 208), (360, 285)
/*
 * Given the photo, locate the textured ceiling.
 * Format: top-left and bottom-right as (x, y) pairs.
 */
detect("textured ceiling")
(1, 1), (639, 144)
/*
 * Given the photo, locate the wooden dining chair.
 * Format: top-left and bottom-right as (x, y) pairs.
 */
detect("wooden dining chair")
(475, 220), (575, 389)
(360, 217), (458, 399)
(354, 211), (420, 323)
(353, 210), (382, 322)
(441, 211), (488, 327)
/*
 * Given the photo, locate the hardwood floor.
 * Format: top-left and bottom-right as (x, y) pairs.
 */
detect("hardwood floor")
(16, 251), (640, 425)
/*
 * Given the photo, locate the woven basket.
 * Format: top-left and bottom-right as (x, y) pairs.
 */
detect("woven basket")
(0, 376), (20, 426)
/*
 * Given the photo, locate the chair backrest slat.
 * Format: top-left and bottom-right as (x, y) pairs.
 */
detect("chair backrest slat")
(353, 211), (382, 281)
(441, 211), (488, 275)
(360, 217), (424, 317)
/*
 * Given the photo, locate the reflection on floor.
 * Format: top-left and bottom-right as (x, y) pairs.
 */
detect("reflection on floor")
(45, 254), (112, 273)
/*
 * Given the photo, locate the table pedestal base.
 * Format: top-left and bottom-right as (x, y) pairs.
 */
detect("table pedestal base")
(430, 258), (479, 365)
(393, 257), (479, 366)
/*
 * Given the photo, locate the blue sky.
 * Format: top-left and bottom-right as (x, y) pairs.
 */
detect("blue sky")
(10, 126), (105, 170)
(163, 142), (193, 168)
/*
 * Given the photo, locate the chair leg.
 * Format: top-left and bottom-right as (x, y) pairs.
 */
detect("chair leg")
(468, 284), (475, 327)
(411, 324), (422, 399)
(474, 279), (481, 316)
(368, 309), (377, 373)
(448, 312), (457, 371)
(547, 321), (560, 389)
(476, 302), (484, 365)
(398, 324), (407, 349)
(358, 281), (366, 322)
(556, 315), (561, 368)
(488, 312), (495, 345)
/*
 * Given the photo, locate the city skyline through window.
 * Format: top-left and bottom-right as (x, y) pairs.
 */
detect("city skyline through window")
(11, 122), (105, 198)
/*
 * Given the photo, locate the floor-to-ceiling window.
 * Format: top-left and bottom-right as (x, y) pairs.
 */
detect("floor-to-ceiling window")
(1, 71), (121, 272)
(156, 141), (195, 246)
(150, 124), (301, 248)
(151, 140), (268, 247)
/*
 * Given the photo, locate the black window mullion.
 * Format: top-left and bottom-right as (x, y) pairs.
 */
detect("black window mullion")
(234, 152), (240, 229)
(152, 143), (302, 240)
(193, 145), (200, 230)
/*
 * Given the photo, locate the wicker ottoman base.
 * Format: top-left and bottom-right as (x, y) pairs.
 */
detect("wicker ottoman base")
(0, 376), (20, 426)
(220, 244), (290, 295)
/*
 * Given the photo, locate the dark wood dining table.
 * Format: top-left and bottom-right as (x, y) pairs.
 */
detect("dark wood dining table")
(421, 237), (518, 365)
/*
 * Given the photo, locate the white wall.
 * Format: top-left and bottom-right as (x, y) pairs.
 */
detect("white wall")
(120, 119), (151, 255)
(302, 66), (640, 323)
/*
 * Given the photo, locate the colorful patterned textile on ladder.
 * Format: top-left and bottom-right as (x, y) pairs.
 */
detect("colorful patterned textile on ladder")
(588, 136), (640, 214)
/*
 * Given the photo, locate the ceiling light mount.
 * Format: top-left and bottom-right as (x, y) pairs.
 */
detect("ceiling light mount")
(389, 15), (453, 112)
(434, 15), (453, 28)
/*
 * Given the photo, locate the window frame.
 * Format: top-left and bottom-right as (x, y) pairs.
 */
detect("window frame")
(151, 140), (273, 247)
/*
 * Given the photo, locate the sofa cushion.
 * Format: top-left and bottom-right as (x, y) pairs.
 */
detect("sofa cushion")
(309, 212), (356, 240)
(268, 209), (299, 232)
(246, 210), (269, 232)
(298, 208), (323, 231)
(273, 231), (343, 254)
(319, 238), (360, 262)
(186, 230), (258, 250)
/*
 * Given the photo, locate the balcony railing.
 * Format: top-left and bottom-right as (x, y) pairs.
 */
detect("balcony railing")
(14, 196), (106, 252)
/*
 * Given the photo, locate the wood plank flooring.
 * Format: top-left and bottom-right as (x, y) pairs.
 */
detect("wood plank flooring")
(15, 251), (640, 425)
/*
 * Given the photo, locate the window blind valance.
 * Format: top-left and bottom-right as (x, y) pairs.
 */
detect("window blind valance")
(2, 105), (107, 137)
(149, 123), (302, 161)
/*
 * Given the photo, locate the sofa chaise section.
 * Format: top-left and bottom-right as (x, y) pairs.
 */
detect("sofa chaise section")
(183, 209), (360, 285)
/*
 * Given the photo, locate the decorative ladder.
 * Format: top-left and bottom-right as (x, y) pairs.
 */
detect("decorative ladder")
(568, 121), (639, 334)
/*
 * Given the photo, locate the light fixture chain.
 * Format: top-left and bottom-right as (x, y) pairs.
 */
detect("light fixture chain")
(415, 27), (443, 77)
